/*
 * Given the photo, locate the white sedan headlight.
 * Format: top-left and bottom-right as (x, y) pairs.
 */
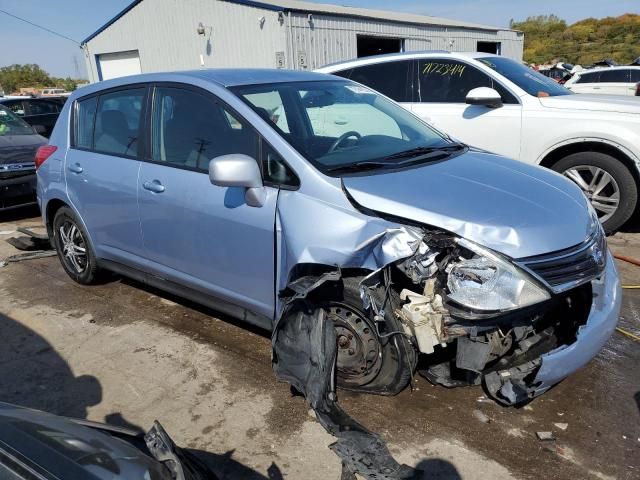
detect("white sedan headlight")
(447, 239), (550, 312)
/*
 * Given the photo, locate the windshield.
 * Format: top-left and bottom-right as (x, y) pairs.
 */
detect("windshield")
(478, 56), (572, 97)
(0, 105), (34, 135)
(231, 80), (459, 175)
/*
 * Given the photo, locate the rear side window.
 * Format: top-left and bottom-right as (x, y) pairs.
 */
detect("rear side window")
(631, 70), (640, 82)
(417, 59), (518, 104)
(599, 69), (630, 83)
(93, 88), (144, 156)
(29, 101), (60, 115)
(338, 60), (414, 102)
(74, 96), (97, 149)
(150, 86), (259, 171)
(576, 72), (600, 84)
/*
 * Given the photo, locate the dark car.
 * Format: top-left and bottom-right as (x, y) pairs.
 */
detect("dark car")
(0, 97), (66, 138)
(0, 104), (46, 211)
(0, 402), (214, 479)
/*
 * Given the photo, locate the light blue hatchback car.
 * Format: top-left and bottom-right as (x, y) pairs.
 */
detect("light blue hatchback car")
(36, 69), (620, 405)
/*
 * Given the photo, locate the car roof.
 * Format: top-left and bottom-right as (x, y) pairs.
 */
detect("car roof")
(577, 65), (640, 74)
(317, 51), (498, 71)
(72, 68), (336, 99)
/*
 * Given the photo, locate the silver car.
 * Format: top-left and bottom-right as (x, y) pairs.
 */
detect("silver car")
(37, 69), (620, 408)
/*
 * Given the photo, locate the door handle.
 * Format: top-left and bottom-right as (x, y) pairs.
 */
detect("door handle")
(68, 163), (83, 174)
(143, 180), (165, 193)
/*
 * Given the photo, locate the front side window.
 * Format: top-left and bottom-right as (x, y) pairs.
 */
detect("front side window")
(0, 105), (35, 136)
(478, 56), (572, 97)
(93, 88), (144, 156)
(600, 69), (630, 83)
(233, 80), (457, 175)
(417, 59), (517, 103)
(338, 60), (414, 102)
(150, 87), (258, 170)
(575, 72), (600, 84)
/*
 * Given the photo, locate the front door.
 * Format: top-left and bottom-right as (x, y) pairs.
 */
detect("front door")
(65, 87), (146, 263)
(137, 85), (278, 322)
(411, 58), (523, 160)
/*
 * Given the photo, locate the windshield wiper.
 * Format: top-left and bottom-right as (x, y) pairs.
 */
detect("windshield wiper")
(382, 143), (466, 161)
(325, 143), (466, 174)
(325, 161), (391, 174)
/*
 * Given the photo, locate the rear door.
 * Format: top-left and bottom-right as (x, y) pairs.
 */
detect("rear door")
(65, 87), (146, 263)
(137, 85), (279, 322)
(411, 58), (523, 159)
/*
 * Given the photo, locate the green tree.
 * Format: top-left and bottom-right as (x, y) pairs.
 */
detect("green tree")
(512, 13), (640, 65)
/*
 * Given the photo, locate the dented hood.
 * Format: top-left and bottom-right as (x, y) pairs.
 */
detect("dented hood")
(342, 151), (592, 259)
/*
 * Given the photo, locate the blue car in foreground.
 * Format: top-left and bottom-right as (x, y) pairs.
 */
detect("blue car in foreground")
(36, 69), (620, 407)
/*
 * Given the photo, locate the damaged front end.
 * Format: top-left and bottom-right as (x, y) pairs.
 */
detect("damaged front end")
(362, 228), (605, 406)
(272, 210), (616, 478)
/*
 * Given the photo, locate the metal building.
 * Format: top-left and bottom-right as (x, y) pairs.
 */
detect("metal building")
(81, 0), (524, 82)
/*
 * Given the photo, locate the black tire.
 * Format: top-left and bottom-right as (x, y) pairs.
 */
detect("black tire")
(552, 152), (637, 233)
(52, 206), (100, 284)
(315, 277), (416, 396)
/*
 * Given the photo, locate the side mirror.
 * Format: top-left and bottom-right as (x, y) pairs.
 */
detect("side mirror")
(209, 154), (266, 207)
(465, 87), (503, 108)
(33, 125), (46, 134)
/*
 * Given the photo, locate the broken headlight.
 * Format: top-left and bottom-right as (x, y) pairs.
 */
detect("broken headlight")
(447, 239), (550, 312)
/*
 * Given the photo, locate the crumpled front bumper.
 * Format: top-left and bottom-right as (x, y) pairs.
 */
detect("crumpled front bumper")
(485, 250), (621, 404)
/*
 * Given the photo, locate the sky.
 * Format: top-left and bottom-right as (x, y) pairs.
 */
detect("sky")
(0, 0), (637, 79)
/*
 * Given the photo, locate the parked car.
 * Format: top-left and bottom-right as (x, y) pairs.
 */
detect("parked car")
(0, 104), (46, 211)
(317, 52), (640, 232)
(0, 96), (67, 137)
(564, 66), (640, 96)
(37, 69), (620, 405)
(41, 88), (71, 97)
(0, 402), (213, 479)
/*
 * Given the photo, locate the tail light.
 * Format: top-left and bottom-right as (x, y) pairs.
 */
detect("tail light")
(35, 145), (57, 170)
(636, 82), (640, 96)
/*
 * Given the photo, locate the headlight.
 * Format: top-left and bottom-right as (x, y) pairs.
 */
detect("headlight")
(447, 239), (550, 312)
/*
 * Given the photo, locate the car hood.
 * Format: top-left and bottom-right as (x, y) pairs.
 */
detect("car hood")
(539, 94), (640, 114)
(0, 133), (45, 165)
(342, 151), (592, 259)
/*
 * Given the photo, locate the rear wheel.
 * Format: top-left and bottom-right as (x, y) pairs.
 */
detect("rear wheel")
(52, 207), (100, 284)
(552, 152), (637, 232)
(316, 277), (416, 395)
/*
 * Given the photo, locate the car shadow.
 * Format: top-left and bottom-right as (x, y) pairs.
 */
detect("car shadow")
(0, 311), (280, 477)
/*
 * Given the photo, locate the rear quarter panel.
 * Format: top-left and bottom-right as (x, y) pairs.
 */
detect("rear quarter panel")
(37, 97), (72, 226)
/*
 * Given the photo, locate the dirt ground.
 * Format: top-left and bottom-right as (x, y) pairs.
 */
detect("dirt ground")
(0, 205), (638, 480)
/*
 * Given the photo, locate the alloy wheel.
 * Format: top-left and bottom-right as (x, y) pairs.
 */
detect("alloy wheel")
(563, 165), (620, 223)
(58, 221), (88, 274)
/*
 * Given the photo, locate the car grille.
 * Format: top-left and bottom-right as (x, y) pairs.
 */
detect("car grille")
(517, 227), (607, 293)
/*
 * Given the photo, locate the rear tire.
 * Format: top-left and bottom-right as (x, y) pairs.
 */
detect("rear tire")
(552, 152), (637, 233)
(52, 207), (100, 285)
(315, 277), (416, 395)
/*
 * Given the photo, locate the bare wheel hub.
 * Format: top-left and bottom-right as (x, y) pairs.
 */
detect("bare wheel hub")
(325, 304), (382, 385)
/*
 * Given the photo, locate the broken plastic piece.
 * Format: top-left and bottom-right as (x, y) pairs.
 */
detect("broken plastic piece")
(536, 431), (555, 441)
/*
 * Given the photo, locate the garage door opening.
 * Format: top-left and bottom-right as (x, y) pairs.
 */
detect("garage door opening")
(96, 50), (142, 81)
(357, 36), (403, 58)
(477, 42), (502, 55)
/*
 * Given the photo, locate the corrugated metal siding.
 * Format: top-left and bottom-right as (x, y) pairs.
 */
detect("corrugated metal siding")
(84, 0), (288, 82)
(84, 0), (523, 82)
(288, 13), (523, 70)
